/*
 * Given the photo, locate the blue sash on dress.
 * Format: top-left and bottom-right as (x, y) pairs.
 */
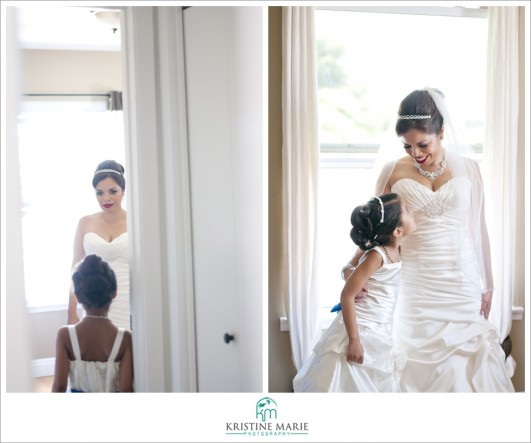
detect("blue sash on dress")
(330, 302), (341, 313)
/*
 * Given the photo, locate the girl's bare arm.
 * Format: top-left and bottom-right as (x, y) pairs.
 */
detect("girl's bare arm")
(118, 331), (134, 392)
(51, 327), (70, 392)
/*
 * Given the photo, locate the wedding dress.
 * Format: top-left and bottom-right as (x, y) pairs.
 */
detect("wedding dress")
(83, 232), (131, 330)
(391, 177), (514, 392)
(293, 246), (406, 392)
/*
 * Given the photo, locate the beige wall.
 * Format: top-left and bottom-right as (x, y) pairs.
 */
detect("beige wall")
(267, 6), (525, 393)
(268, 6), (297, 392)
(511, 318), (525, 392)
(21, 49), (121, 93)
(21, 48), (121, 364)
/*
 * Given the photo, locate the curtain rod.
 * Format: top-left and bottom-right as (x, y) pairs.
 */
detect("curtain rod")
(24, 93), (111, 98)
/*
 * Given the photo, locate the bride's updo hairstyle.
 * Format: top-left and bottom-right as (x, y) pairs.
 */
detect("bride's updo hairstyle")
(72, 255), (117, 308)
(395, 89), (444, 136)
(350, 193), (402, 251)
(92, 160), (126, 190)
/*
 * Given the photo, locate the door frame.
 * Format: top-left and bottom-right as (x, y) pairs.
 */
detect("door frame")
(121, 6), (197, 392)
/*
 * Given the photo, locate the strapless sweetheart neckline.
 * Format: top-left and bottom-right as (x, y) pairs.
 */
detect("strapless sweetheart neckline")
(392, 176), (462, 193)
(84, 232), (127, 244)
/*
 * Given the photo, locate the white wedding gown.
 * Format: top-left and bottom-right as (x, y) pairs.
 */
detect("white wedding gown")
(391, 177), (514, 392)
(83, 232), (131, 330)
(293, 247), (406, 392)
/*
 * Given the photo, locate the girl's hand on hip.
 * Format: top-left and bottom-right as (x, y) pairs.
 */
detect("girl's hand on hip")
(480, 290), (493, 319)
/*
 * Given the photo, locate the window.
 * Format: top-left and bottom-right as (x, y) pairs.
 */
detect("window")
(18, 99), (126, 309)
(315, 7), (488, 319)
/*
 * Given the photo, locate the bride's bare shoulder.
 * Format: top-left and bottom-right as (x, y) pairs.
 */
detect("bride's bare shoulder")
(387, 156), (412, 175)
(77, 212), (102, 230)
(396, 155), (412, 166)
(386, 156), (414, 186)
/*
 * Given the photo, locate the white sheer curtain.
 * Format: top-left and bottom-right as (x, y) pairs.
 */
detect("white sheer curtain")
(282, 6), (321, 370)
(484, 6), (519, 373)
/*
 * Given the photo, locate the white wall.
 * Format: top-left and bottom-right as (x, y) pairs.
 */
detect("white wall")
(4, 6), (32, 392)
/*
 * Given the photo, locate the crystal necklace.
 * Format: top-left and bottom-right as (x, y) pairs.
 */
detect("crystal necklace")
(84, 314), (109, 320)
(382, 246), (400, 263)
(414, 153), (447, 181)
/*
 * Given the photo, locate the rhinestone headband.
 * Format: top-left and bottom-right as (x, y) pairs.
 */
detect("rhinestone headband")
(397, 114), (431, 120)
(94, 169), (122, 175)
(372, 196), (385, 240)
(374, 197), (384, 223)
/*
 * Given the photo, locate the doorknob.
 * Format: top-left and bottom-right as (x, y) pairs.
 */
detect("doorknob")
(224, 333), (235, 344)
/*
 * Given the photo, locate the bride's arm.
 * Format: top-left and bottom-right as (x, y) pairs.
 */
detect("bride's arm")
(67, 218), (86, 324)
(471, 160), (494, 319)
(374, 160), (396, 196)
(478, 192), (494, 320)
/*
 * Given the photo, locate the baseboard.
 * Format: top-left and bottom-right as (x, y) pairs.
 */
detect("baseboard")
(31, 358), (55, 378)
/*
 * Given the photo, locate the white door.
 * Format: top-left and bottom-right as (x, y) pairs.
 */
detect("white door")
(183, 6), (264, 392)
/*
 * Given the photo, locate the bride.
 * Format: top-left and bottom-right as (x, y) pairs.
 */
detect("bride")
(67, 160), (130, 331)
(343, 88), (514, 392)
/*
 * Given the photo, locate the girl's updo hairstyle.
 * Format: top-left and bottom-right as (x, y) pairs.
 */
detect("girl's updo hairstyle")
(72, 255), (117, 308)
(92, 160), (126, 190)
(395, 89), (444, 137)
(350, 193), (402, 250)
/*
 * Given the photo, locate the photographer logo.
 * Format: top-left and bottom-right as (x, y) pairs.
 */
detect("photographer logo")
(225, 397), (309, 438)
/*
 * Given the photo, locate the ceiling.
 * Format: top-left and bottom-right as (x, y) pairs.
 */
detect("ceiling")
(15, 5), (121, 51)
